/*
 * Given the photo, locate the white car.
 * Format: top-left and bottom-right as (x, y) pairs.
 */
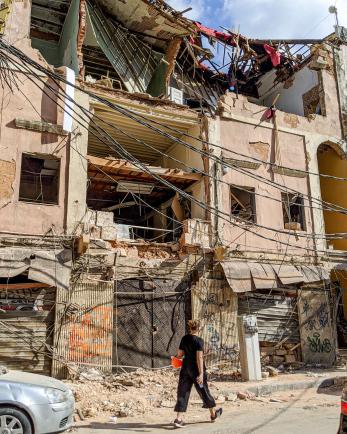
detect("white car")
(0, 369), (75, 434)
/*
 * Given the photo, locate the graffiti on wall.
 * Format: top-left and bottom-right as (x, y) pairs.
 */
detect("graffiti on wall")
(307, 332), (332, 353)
(205, 324), (239, 362)
(192, 278), (239, 367)
(68, 305), (112, 361)
(303, 300), (329, 332)
(298, 290), (334, 365)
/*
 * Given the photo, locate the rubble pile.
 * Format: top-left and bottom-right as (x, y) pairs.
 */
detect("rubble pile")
(66, 368), (180, 419)
(260, 343), (301, 368)
(65, 367), (248, 419)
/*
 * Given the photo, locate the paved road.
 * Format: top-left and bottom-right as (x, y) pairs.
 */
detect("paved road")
(74, 403), (340, 434)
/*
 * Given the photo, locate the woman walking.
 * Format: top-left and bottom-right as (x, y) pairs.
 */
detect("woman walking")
(173, 320), (222, 428)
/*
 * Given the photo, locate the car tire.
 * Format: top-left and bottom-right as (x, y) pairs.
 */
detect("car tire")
(0, 407), (32, 434)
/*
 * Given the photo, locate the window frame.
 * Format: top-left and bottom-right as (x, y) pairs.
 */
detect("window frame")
(230, 185), (257, 224)
(281, 193), (306, 232)
(18, 153), (60, 206)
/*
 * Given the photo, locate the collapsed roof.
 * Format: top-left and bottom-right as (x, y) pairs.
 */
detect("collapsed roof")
(29, 0), (343, 114)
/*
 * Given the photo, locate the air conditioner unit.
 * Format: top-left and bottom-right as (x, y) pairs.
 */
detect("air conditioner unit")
(169, 87), (183, 105)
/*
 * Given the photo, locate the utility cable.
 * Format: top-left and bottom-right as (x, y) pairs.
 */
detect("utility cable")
(2, 39), (347, 221)
(3, 45), (345, 254)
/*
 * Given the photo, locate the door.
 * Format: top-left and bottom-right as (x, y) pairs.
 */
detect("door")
(114, 279), (186, 369)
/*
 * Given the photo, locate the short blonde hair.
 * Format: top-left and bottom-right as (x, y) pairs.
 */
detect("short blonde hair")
(187, 319), (200, 333)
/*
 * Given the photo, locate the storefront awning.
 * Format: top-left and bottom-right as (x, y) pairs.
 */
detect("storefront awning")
(0, 248), (72, 290)
(219, 260), (330, 293)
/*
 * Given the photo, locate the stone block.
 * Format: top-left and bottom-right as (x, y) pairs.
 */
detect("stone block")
(85, 209), (97, 226)
(96, 211), (114, 227)
(101, 226), (118, 240)
(90, 226), (102, 239)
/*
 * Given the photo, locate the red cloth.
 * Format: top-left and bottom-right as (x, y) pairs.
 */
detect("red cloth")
(264, 107), (276, 119)
(263, 44), (281, 67)
(195, 22), (236, 46)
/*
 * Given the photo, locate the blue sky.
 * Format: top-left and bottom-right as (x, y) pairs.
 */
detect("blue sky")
(167, 0), (347, 39)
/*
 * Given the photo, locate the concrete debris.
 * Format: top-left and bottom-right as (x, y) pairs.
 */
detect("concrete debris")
(0, 366), (8, 375)
(237, 391), (255, 401)
(66, 368), (253, 419)
(79, 368), (104, 382)
(66, 369), (180, 418)
(261, 371), (270, 379)
(225, 393), (237, 402)
(260, 344), (300, 368)
(237, 391), (247, 400)
(83, 407), (97, 418)
(270, 398), (283, 403)
(266, 366), (279, 377)
(216, 395), (226, 403)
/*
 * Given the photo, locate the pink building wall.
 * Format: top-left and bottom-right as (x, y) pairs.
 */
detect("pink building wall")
(214, 58), (343, 256)
(0, 2), (69, 236)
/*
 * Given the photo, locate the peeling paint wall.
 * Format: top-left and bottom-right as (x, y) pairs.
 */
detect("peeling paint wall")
(214, 54), (344, 256)
(0, 1), (77, 236)
(216, 108), (313, 254)
(0, 69), (69, 235)
(0, 159), (16, 205)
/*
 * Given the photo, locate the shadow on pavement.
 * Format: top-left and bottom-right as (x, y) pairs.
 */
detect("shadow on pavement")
(74, 420), (212, 431)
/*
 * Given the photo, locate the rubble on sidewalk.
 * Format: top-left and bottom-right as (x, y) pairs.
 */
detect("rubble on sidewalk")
(66, 368), (180, 418)
(260, 343), (301, 368)
(66, 366), (253, 419)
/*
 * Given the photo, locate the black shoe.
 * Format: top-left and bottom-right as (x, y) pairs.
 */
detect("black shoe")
(173, 419), (185, 428)
(211, 407), (223, 422)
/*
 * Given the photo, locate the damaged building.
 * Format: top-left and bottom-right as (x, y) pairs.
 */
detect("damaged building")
(0, 0), (347, 378)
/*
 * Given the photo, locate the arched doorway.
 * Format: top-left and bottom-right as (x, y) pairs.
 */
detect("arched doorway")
(317, 142), (347, 352)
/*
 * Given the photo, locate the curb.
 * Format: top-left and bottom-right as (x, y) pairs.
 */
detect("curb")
(248, 378), (330, 397)
(219, 375), (347, 397)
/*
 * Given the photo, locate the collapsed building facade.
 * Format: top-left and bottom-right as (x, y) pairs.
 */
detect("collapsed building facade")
(0, 0), (347, 377)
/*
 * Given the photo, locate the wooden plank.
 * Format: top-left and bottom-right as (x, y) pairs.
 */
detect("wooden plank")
(230, 190), (247, 210)
(87, 155), (201, 182)
(0, 283), (51, 289)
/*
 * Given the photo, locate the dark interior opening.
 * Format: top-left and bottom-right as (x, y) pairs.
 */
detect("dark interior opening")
(230, 186), (256, 223)
(19, 153), (60, 205)
(281, 193), (305, 231)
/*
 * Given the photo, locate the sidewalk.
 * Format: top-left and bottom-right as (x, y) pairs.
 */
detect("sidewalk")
(212, 368), (347, 398)
(72, 382), (342, 434)
(69, 366), (347, 425)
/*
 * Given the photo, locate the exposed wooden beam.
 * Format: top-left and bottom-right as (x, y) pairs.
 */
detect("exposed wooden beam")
(87, 155), (201, 182)
(0, 283), (52, 289)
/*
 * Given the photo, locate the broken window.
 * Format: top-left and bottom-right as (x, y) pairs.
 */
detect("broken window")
(19, 154), (60, 204)
(282, 194), (306, 231)
(230, 186), (256, 223)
